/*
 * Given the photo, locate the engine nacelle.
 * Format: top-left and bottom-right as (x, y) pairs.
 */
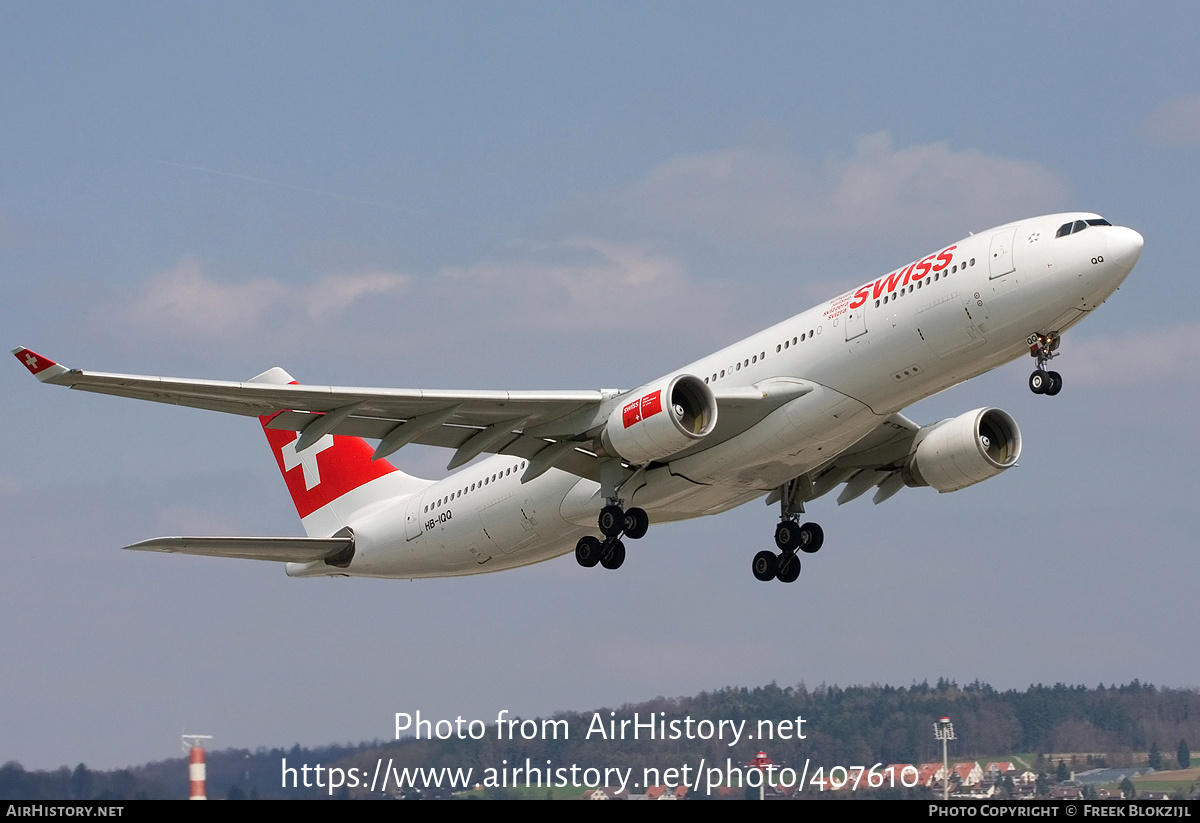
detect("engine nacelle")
(903, 408), (1021, 493)
(601, 375), (718, 465)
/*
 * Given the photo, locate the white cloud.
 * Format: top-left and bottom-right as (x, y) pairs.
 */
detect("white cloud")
(435, 238), (726, 333)
(608, 132), (1069, 248)
(1068, 323), (1200, 385)
(129, 258), (286, 335)
(1140, 94), (1200, 148)
(303, 270), (410, 318)
(112, 243), (733, 375)
(126, 259), (410, 338)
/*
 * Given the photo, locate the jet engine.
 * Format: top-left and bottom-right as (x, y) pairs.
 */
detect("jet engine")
(600, 374), (718, 464)
(902, 408), (1021, 493)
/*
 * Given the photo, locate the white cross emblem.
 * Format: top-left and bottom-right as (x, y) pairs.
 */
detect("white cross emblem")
(281, 433), (336, 490)
(24, 354), (38, 369)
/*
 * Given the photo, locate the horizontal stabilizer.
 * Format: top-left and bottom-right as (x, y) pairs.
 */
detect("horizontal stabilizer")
(124, 535), (353, 564)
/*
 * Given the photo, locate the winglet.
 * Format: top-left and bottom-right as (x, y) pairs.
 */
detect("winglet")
(12, 347), (71, 382)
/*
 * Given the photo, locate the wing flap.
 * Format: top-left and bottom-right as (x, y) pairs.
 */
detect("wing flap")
(264, 410), (601, 479)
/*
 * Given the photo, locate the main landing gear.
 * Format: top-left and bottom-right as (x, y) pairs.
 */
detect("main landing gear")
(1027, 332), (1063, 396)
(753, 480), (824, 583)
(575, 502), (649, 571)
(753, 519), (823, 583)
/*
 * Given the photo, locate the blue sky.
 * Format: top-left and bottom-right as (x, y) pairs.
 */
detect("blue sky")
(3, 2), (1198, 770)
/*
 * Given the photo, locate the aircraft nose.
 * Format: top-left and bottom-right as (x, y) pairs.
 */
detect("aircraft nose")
(1108, 226), (1144, 272)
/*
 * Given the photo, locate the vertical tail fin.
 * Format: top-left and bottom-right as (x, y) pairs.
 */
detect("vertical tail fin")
(251, 367), (428, 537)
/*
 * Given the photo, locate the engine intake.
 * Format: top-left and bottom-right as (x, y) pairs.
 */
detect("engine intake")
(903, 408), (1021, 493)
(601, 374), (718, 464)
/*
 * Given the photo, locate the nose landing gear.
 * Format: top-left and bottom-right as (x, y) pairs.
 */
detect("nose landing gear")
(1027, 333), (1063, 396)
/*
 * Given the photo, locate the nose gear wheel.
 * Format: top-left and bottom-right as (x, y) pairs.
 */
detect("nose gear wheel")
(1027, 333), (1064, 396)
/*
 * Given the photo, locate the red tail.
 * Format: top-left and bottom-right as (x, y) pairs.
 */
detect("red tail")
(259, 412), (398, 520)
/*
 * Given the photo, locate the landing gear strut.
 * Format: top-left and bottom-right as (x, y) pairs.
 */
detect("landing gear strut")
(754, 480), (824, 583)
(575, 500), (649, 572)
(1027, 332), (1063, 396)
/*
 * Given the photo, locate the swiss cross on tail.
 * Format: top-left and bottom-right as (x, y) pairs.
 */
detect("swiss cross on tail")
(260, 412), (397, 519)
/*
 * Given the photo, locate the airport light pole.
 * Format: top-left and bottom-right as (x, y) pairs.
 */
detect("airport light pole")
(934, 717), (955, 801)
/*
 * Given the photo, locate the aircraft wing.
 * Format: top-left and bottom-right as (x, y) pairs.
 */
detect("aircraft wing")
(768, 413), (924, 508)
(14, 348), (802, 482)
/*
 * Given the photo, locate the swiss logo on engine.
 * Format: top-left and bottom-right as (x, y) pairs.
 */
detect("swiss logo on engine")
(622, 390), (663, 428)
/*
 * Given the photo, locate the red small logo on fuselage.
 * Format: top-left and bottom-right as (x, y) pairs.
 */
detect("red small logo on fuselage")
(622, 390), (663, 428)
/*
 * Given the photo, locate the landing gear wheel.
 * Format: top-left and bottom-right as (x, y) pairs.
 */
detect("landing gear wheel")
(752, 550), (778, 582)
(1045, 371), (1062, 396)
(774, 521), (801, 552)
(1029, 369), (1049, 394)
(598, 504), (624, 538)
(600, 539), (625, 570)
(575, 536), (601, 568)
(797, 522), (824, 554)
(623, 507), (649, 540)
(776, 551), (801, 583)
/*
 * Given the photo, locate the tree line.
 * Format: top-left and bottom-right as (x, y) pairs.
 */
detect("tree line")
(3, 680), (1196, 799)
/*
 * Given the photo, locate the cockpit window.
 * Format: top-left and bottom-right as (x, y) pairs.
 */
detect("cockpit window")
(1057, 217), (1112, 238)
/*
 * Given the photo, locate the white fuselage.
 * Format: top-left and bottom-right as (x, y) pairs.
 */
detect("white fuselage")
(289, 213), (1142, 579)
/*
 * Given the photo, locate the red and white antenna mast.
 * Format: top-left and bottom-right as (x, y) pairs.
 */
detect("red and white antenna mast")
(182, 734), (213, 800)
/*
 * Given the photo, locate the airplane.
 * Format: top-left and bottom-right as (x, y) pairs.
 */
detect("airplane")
(14, 212), (1143, 583)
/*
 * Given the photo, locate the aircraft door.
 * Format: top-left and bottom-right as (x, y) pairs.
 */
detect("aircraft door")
(404, 494), (424, 541)
(989, 227), (1017, 279)
(844, 303), (867, 341)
